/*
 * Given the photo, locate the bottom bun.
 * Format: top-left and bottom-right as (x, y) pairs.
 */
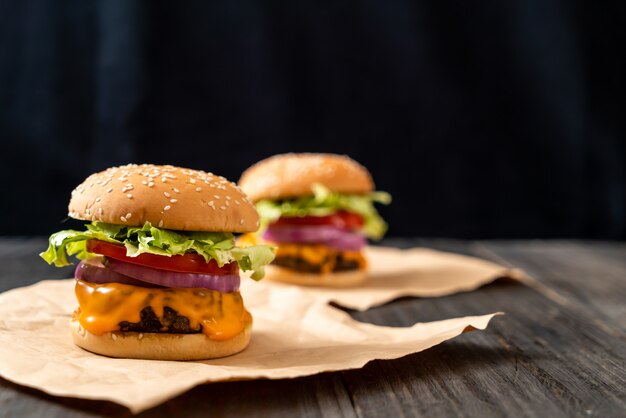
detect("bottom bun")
(71, 319), (252, 361)
(265, 265), (367, 287)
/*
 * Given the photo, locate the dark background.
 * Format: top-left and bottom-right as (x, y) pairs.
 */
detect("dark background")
(1, 1), (624, 238)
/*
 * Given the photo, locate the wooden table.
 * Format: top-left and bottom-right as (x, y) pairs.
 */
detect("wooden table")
(1, 238), (625, 417)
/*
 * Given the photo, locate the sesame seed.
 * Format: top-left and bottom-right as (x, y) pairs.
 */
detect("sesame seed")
(239, 219), (245, 225)
(195, 187), (202, 192)
(214, 195), (220, 199)
(106, 188), (113, 193)
(173, 188), (180, 193)
(234, 200), (240, 205)
(225, 200), (230, 206)
(170, 199), (177, 203)
(164, 192), (171, 198)
(208, 201), (215, 210)
(126, 193), (133, 199)
(95, 197), (102, 203)
(138, 333), (144, 340)
(190, 178), (197, 184)
(99, 208), (104, 215)
(120, 216), (127, 222)
(148, 182), (154, 187)
(141, 180), (148, 185)
(164, 205), (171, 211)
(158, 220), (164, 227)
(111, 333), (118, 341)
(226, 196), (231, 200)
(220, 205), (226, 210)
(126, 212), (132, 219)
(161, 177), (168, 183)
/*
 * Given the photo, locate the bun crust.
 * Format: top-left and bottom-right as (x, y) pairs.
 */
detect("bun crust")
(264, 265), (367, 287)
(239, 153), (374, 201)
(68, 164), (259, 232)
(71, 319), (252, 360)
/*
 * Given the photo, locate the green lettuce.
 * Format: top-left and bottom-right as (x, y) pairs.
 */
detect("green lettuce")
(256, 184), (391, 239)
(40, 222), (275, 280)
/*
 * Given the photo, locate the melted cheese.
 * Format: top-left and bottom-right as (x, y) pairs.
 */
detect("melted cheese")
(275, 243), (367, 273)
(237, 233), (259, 247)
(74, 280), (251, 341)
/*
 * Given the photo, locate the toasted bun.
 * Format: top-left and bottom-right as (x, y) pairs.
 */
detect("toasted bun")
(239, 153), (374, 201)
(71, 319), (252, 360)
(68, 164), (259, 232)
(264, 265), (367, 287)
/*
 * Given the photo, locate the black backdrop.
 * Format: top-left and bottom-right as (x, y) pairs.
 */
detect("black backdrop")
(1, 1), (624, 238)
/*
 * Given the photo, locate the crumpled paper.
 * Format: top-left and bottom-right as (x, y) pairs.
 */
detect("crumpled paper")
(0, 275), (500, 413)
(243, 245), (525, 310)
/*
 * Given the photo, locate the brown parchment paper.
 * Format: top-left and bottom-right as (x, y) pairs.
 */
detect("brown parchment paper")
(0, 278), (500, 413)
(242, 245), (525, 311)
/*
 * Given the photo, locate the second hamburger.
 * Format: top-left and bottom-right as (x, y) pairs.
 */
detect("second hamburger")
(239, 153), (390, 287)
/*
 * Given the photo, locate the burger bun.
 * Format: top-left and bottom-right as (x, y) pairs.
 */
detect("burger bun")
(239, 153), (374, 201)
(68, 164), (259, 233)
(71, 318), (252, 360)
(263, 265), (367, 287)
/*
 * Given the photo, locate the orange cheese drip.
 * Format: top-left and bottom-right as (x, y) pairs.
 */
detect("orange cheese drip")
(74, 280), (250, 341)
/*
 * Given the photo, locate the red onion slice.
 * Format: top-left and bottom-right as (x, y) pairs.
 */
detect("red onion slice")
(75, 258), (160, 287)
(322, 234), (368, 251)
(105, 257), (240, 292)
(263, 225), (366, 251)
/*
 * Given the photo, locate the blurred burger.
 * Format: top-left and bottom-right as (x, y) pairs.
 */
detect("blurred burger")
(239, 153), (390, 287)
(41, 164), (275, 360)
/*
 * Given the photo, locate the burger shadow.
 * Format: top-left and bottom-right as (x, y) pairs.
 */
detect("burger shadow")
(0, 376), (133, 417)
(362, 270), (521, 292)
(327, 276), (522, 324)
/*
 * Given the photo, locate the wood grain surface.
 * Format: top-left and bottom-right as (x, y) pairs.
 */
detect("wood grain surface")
(0, 238), (624, 418)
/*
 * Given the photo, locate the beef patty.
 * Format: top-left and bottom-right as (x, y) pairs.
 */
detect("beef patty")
(272, 252), (361, 273)
(118, 306), (201, 334)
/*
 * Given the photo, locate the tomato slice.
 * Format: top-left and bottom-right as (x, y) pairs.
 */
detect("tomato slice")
(272, 211), (364, 230)
(86, 240), (238, 275)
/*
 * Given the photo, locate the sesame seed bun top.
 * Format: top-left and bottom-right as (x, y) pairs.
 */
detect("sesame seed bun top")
(68, 164), (259, 232)
(239, 153), (374, 202)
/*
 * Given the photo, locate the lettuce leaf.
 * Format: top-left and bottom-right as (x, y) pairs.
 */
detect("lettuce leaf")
(40, 222), (275, 280)
(255, 184), (391, 239)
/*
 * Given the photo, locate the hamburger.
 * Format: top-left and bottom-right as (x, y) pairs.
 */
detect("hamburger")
(239, 153), (390, 287)
(40, 164), (275, 360)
